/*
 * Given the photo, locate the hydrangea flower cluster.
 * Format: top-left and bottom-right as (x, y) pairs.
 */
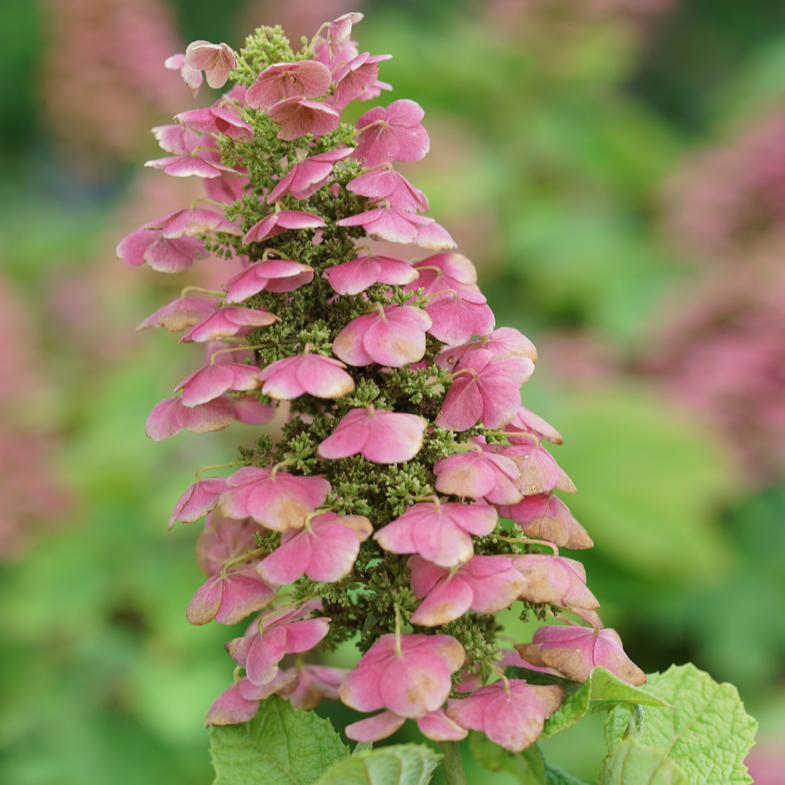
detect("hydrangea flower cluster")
(119, 14), (645, 753)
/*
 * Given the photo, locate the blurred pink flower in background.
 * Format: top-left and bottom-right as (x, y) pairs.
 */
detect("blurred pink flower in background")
(39, 0), (186, 166)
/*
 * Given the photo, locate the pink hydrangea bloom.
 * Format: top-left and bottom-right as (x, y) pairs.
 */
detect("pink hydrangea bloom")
(495, 438), (576, 495)
(180, 306), (278, 343)
(281, 664), (349, 710)
(242, 210), (325, 244)
(246, 61), (333, 109)
(116, 227), (208, 274)
(174, 106), (253, 142)
(136, 297), (218, 332)
(186, 564), (276, 625)
(165, 53), (202, 96)
(433, 450), (522, 505)
(347, 166), (428, 213)
(330, 53), (392, 112)
(506, 405), (563, 445)
(143, 208), (242, 239)
(327, 12), (364, 49)
(324, 253), (418, 295)
(152, 123), (201, 155)
(332, 304), (432, 367)
(512, 555), (599, 610)
(218, 466), (331, 531)
(339, 633), (465, 718)
(225, 259), (314, 303)
(145, 152), (242, 179)
(446, 680), (563, 752)
(145, 395), (234, 441)
(497, 494), (593, 550)
(204, 170), (249, 204)
(415, 221), (458, 250)
(175, 362), (262, 407)
(374, 500), (498, 567)
(257, 512), (372, 584)
(337, 208), (444, 246)
(424, 290), (496, 346)
(317, 407), (427, 463)
(436, 327), (538, 370)
(196, 511), (266, 577)
(267, 149), (355, 203)
(169, 477), (227, 529)
(515, 625), (646, 686)
(267, 97), (341, 141)
(226, 602), (330, 685)
(184, 41), (236, 89)
(436, 349), (535, 432)
(408, 554), (527, 626)
(259, 351), (355, 400)
(346, 708), (467, 743)
(353, 99), (430, 167)
(405, 252), (480, 297)
(233, 396), (277, 425)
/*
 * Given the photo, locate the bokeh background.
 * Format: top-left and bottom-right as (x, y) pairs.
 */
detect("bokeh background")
(1, 0), (784, 782)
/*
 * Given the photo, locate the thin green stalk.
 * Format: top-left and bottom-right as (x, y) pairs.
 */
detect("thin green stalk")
(438, 741), (467, 785)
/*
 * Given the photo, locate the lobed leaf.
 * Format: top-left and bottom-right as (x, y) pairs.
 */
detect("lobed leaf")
(598, 739), (689, 785)
(209, 695), (349, 785)
(313, 744), (441, 785)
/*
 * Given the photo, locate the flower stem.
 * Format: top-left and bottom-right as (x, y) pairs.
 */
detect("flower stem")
(438, 741), (467, 785)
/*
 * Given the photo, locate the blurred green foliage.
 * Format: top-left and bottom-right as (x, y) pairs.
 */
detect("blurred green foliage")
(1, 1), (783, 783)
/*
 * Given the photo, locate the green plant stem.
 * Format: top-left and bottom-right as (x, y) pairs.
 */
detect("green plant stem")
(438, 741), (467, 785)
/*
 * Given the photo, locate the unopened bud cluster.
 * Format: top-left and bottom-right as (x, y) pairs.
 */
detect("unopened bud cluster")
(119, 14), (645, 752)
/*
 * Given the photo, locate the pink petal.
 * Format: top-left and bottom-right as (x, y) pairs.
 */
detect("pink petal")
(284, 618), (330, 653)
(361, 305), (432, 367)
(205, 681), (259, 726)
(345, 712), (405, 742)
(409, 572), (474, 626)
(246, 61), (332, 109)
(353, 100), (430, 166)
(137, 297), (218, 332)
(507, 405), (563, 445)
(416, 709), (468, 741)
(245, 473), (331, 531)
(425, 291), (495, 346)
(233, 396), (277, 424)
(185, 41), (236, 88)
(267, 97), (341, 141)
(260, 354), (355, 400)
(145, 396), (234, 440)
(196, 513), (265, 576)
(169, 477), (227, 528)
(228, 626), (288, 686)
(497, 494), (593, 550)
(180, 307), (277, 342)
(512, 555), (599, 610)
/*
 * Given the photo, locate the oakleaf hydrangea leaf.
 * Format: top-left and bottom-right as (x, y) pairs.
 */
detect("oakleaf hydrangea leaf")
(313, 744), (440, 785)
(599, 739), (689, 785)
(531, 667), (668, 738)
(605, 664), (757, 785)
(209, 695), (348, 785)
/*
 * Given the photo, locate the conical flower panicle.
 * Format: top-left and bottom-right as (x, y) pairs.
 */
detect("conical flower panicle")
(122, 14), (645, 752)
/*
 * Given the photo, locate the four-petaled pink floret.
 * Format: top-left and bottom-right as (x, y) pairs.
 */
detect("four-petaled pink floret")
(512, 555), (599, 610)
(281, 664), (349, 710)
(169, 477), (227, 529)
(175, 106), (253, 142)
(436, 327), (538, 369)
(347, 166), (428, 213)
(329, 53), (392, 112)
(267, 98), (341, 141)
(226, 602), (330, 686)
(243, 210), (325, 244)
(506, 405), (563, 445)
(218, 466), (331, 531)
(165, 53), (203, 96)
(337, 208), (454, 249)
(408, 554), (527, 626)
(515, 624), (646, 686)
(353, 99), (430, 167)
(186, 564), (276, 626)
(185, 41), (237, 89)
(436, 349), (535, 432)
(116, 227), (208, 274)
(433, 449), (522, 505)
(324, 253), (418, 295)
(257, 512), (372, 585)
(267, 149), (355, 203)
(317, 407), (427, 464)
(339, 633), (465, 717)
(446, 679), (563, 752)
(246, 61), (333, 110)
(180, 306), (278, 343)
(175, 362), (262, 407)
(145, 395), (234, 441)
(225, 259), (314, 303)
(374, 499), (498, 567)
(195, 511), (266, 577)
(137, 297), (218, 332)
(497, 493), (593, 550)
(332, 303), (432, 367)
(259, 351), (355, 400)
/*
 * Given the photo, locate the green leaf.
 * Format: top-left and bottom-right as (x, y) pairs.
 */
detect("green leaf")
(541, 667), (669, 738)
(469, 732), (546, 784)
(313, 744), (440, 785)
(543, 761), (594, 785)
(504, 665), (584, 696)
(209, 695), (349, 785)
(606, 664), (757, 785)
(598, 739), (689, 785)
(603, 703), (644, 753)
